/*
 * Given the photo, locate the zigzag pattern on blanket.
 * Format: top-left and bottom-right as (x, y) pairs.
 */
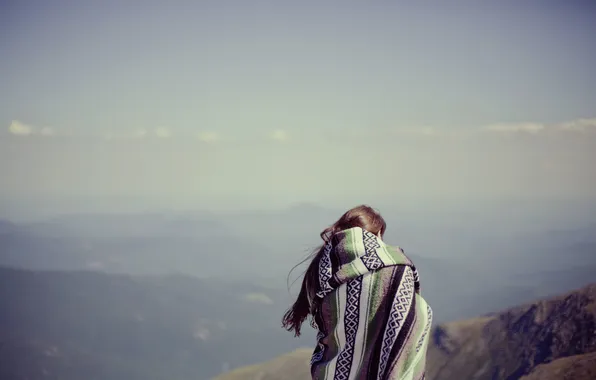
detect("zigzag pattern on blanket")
(361, 230), (384, 271)
(333, 276), (363, 380)
(378, 266), (415, 378)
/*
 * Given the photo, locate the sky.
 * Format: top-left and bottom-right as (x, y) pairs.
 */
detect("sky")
(1, 0), (595, 212)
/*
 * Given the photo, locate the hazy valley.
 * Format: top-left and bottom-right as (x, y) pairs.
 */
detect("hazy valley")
(1, 201), (595, 379)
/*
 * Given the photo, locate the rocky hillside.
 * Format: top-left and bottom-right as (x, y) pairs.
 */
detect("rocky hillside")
(213, 283), (596, 380)
(428, 282), (596, 379)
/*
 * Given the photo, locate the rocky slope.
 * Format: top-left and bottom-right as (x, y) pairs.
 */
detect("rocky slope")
(427, 282), (596, 379)
(213, 282), (596, 380)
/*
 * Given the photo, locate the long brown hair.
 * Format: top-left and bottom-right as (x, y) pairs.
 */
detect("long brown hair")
(281, 205), (386, 336)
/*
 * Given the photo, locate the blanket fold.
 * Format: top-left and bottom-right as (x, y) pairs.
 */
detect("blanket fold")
(309, 227), (432, 380)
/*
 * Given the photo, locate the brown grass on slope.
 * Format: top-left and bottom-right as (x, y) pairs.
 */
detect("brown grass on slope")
(212, 348), (312, 380)
(520, 351), (596, 380)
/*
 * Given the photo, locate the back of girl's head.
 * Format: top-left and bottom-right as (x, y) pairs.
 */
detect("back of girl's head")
(282, 204), (386, 337)
(320, 204), (386, 242)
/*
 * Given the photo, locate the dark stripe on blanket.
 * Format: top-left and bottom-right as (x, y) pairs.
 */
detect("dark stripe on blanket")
(329, 276), (340, 290)
(366, 265), (405, 379)
(330, 241), (340, 280)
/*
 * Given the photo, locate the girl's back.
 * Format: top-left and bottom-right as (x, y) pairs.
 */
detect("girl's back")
(310, 227), (432, 380)
(282, 205), (432, 380)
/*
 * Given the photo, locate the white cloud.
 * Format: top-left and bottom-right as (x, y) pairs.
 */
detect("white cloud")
(483, 122), (545, 134)
(243, 293), (274, 305)
(101, 129), (149, 140)
(557, 118), (596, 132)
(154, 127), (171, 138)
(481, 117), (596, 136)
(394, 126), (437, 137)
(86, 261), (105, 270)
(135, 128), (148, 138)
(193, 327), (211, 341)
(270, 129), (289, 142)
(9, 120), (34, 136)
(197, 131), (220, 143)
(40, 127), (55, 136)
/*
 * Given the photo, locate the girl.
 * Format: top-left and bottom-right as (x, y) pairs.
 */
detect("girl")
(282, 205), (432, 380)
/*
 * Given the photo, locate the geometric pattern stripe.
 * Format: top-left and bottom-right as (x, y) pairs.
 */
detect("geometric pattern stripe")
(360, 229), (384, 271)
(415, 304), (433, 353)
(316, 240), (334, 298)
(377, 266), (415, 379)
(333, 276), (363, 380)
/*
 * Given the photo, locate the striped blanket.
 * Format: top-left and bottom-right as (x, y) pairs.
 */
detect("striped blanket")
(308, 227), (432, 380)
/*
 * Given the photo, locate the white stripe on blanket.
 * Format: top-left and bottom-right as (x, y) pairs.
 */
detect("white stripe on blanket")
(349, 272), (373, 380)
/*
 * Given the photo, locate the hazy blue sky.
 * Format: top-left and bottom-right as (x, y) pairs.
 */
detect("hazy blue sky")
(1, 0), (595, 210)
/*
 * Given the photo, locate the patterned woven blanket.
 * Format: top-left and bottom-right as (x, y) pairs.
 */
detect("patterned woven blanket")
(309, 227), (432, 380)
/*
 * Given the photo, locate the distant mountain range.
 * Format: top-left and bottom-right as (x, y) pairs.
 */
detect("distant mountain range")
(213, 283), (596, 380)
(2, 209), (595, 325)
